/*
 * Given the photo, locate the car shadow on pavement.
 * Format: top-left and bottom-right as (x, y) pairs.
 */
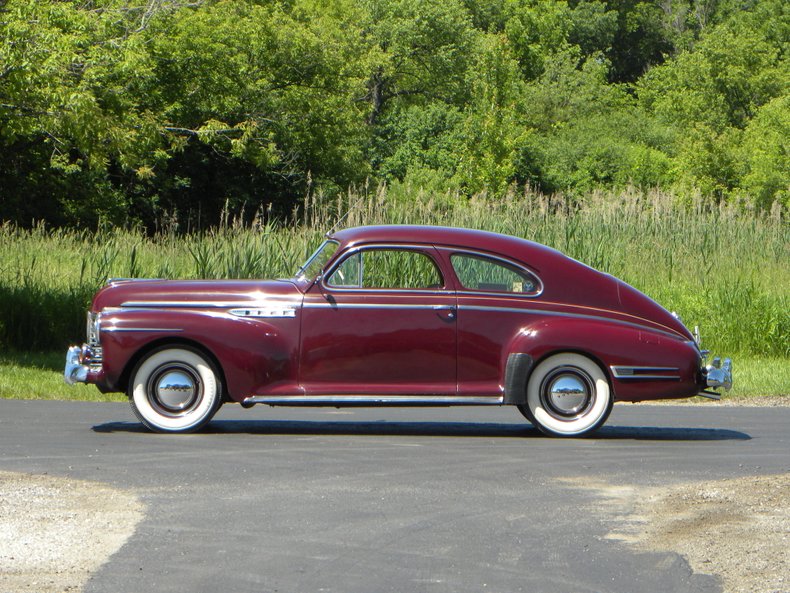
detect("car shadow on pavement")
(92, 420), (750, 441)
(595, 425), (750, 440)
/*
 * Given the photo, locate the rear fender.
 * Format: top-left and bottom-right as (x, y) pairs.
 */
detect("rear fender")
(505, 318), (700, 401)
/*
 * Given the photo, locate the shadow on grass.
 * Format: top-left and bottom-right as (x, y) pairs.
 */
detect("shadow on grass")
(93, 419), (751, 441)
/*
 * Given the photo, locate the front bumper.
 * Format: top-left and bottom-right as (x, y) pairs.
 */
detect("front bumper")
(64, 344), (102, 385)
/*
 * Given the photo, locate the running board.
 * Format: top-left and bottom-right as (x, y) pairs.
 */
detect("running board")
(242, 394), (504, 407)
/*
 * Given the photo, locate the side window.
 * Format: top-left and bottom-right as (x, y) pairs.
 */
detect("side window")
(450, 253), (539, 294)
(327, 249), (443, 289)
(329, 252), (361, 287)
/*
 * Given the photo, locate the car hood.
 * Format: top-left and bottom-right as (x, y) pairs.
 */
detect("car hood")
(91, 278), (302, 311)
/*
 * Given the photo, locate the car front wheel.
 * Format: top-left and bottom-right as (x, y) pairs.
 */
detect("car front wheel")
(518, 353), (612, 437)
(129, 347), (223, 433)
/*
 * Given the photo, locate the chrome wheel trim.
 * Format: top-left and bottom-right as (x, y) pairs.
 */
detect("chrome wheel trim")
(146, 363), (202, 418)
(130, 348), (222, 433)
(522, 353), (612, 437)
(539, 366), (595, 421)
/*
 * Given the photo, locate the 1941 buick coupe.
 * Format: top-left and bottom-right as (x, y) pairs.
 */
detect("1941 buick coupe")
(65, 225), (732, 436)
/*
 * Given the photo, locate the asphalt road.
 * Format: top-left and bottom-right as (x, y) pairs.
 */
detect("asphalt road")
(1, 400), (788, 593)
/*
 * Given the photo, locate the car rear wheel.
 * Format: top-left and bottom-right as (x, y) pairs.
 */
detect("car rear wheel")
(518, 353), (612, 437)
(129, 347), (222, 433)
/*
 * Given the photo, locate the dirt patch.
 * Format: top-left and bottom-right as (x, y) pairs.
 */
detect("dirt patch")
(622, 395), (790, 407)
(0, 472), (144, 593)
(564, 474), (790, 593)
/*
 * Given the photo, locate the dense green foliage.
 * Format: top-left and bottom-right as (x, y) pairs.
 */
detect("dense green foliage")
(1, 0), (788, 228)
(2, 187), (787, 359)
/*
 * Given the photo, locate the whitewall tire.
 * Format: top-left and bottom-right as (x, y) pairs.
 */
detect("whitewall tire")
(518, 353), (612, 437)
(129, 347), (223, 433)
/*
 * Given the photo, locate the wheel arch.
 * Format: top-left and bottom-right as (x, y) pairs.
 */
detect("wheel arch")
(504, 347), (616, 405)
(121, 338), (229, 402)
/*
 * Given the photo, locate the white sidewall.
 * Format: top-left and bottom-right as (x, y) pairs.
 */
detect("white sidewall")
(527, 353), (610, 436)
(131, 348), (219, 432)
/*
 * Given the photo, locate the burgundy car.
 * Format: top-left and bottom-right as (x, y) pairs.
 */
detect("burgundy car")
(65, 225), (732, 436)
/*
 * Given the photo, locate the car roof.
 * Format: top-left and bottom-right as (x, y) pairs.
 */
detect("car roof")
(329, 225), (561, 263)
(326, 225), (626, 313)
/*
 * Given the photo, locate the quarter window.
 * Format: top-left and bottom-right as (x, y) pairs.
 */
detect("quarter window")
(451, 253), (539, 294)
(327, 249), (443, 290)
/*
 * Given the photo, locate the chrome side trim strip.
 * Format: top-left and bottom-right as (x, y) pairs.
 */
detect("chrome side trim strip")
(460, 305), (683, 340)
(303, 303), (446, 311)
(460, 296), (688, 339)
(612, 376), (681, 381)
(243, 395), (504, 405)
(229, 307), (296, 318)
(102, 327), (184, 333)
(300, 301), (683, 339)
(319, 287), (451, 296)
(121, 300), (299, 309)
(610, 366), (680, 380)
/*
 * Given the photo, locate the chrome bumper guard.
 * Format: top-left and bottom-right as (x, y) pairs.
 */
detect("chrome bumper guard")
(699, 356), (732, 399)
(64, 345), (101, 385)
(706, 356), (732, 390)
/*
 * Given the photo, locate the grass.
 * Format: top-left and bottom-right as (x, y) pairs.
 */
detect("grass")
(0, 351), (124, 402)
(0, 184), (787, 400)
(0, 351), (785, 402)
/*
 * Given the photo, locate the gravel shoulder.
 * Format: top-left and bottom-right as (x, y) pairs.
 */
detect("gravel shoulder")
(0, 472), (144, 593)
(567, 473), (790, 593)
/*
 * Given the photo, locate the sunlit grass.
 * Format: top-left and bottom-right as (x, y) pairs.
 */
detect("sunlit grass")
(725, 356), (790, 398)
(0, 351), (125, 401)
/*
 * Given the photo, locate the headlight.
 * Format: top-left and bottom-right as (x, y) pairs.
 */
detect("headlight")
(86, 312), (101, 346)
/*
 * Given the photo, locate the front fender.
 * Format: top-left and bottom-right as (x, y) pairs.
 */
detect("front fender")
(99, 308), (299, 401)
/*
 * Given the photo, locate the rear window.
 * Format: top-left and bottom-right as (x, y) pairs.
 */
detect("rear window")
(450, 253), (540, 294)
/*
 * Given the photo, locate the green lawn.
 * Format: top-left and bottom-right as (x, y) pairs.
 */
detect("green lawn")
(1, 351), (785, 403)
(0, 351), (125, 402)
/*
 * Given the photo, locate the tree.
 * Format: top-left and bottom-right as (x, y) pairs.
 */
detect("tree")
(738, 96), (790, 207)
(638, 0), (788, 201)
(358, 0), (477, 125)
(0, 0), (373, 226)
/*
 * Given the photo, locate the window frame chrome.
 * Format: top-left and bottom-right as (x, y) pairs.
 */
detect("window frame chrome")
(447, 248), (544, 298)
(321, 244), (449, 294)
(294, 239), (340, 282)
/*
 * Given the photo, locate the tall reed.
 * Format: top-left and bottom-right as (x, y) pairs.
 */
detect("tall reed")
(1, 186), (787, 357)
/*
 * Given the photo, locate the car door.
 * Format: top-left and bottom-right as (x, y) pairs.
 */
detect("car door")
(444, 249), (544, 398)
(299, 245), (457, 397)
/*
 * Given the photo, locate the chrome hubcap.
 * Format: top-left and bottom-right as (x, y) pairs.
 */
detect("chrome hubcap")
(148, 364), (201, 416)
(540, 366), (595, 421)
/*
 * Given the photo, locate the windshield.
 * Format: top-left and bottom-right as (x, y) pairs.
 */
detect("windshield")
(294, 240), (339, 281)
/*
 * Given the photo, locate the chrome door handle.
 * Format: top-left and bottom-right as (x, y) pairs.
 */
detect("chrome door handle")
(433, 305), (456, 320)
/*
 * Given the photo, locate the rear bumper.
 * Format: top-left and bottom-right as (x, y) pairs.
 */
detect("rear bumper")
(704, 356), (733, 391)
(697, 355), (732, 400)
